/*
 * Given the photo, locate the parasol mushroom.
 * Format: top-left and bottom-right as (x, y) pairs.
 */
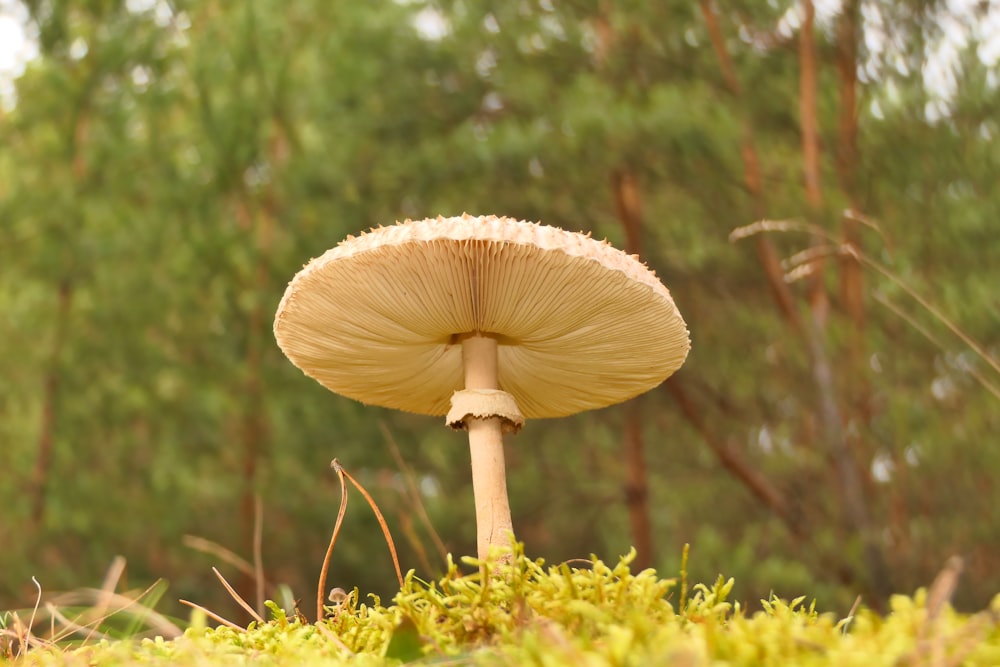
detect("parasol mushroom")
(273, 214), (689, 561)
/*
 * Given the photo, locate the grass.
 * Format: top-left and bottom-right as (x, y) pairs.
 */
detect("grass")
(4, 545), (1000, 666)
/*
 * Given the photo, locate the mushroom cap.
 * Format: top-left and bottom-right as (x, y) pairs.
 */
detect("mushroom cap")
(274, 214), (690, 419)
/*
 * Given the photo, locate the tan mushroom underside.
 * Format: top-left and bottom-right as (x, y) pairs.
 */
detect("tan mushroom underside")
(273, 214), (690, 419)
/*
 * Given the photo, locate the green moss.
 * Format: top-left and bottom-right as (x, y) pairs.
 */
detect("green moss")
(8, 547), (1000, 666)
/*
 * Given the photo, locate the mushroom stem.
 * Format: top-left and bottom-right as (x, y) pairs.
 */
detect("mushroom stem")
(461, 334), (514, 562)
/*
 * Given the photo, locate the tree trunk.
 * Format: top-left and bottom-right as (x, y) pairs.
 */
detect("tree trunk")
(29, 279), (72, 530)
(834, 0), (871, 427)
(835, 0), (865, 333)
(798, 0), (829, 326)
(799, 0), (891, 599)
(699, 0), (802, 331)
(611, 167), (655, 568)
(622, 399), (652, 569)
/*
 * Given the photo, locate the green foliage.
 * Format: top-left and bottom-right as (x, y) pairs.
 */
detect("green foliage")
(7, 550), (1000, 666)
(2, 0), (1000, 622)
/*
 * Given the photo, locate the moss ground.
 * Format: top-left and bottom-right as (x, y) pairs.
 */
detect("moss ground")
(4, 548), (1000, 666)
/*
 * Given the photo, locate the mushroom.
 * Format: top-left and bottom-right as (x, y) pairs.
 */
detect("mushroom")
(273, 214), (689, 562)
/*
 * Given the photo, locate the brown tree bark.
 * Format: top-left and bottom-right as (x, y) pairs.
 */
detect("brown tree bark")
(622, 400), (653, 569)
(834, 0), (871, 424)
(799, 0), (830, 327)
(664, 378), (803, 538)
(799, 0), (891, 598)
(610, 167), (655, 569)
(701, 0), (891, 598)
(699, 0), (802, 331)
(835, 0), (865, 332)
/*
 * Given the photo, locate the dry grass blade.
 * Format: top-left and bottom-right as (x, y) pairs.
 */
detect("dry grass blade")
(183, 535), (256, 579)
(2, 619), (49, 656)
(44, 603), (114, 643)
(842, 209), (891, 249)
(732, 217), (1000, 388)
(926, 556), (964, 622)
(380, 421), (448, 563)
(178, 600), (244, 632)
(318, 459), (350, 623)
(729, 219), (830, 243)
(85, 556), (127, 644)
(782, 244), (845, 273)
(98, 556), (127, 597)
(212, 567), (264, 625)
(841, 595), (863, 635)
(23, 577), (42, 657)
(851, 247), (1000, 378)
(874, 294), (1000, 402)
(46, 582), (183, 641)
(313, 619), (355, 656)
(897, 556), (985, 667)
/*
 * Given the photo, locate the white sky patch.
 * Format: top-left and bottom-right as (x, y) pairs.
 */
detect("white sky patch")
(0, 0), (37, 109)
(773, 0), (843, 40)
(413, 6), (449, 41)
(871, 450), (894, 483)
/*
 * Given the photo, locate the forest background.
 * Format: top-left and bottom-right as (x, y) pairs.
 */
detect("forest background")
(2, 0), (999, 624)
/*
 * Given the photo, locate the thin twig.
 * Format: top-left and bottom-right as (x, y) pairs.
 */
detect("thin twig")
(212, 568), (264, 625)
(318, 459), (350, 623)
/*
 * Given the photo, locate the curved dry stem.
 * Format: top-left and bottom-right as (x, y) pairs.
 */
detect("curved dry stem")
(340, 468), (404, 588)
(318, 460), (349, 623)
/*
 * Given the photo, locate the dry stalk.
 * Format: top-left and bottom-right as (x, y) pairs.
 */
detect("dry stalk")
(212, 567), (264, 625)
(178, 599), (244, 631)
(731, 218), (1000, 391)
(182, 535), (256, 579)
(380, 421), (449, 562)
(317, 459), (405, 623)
(340, 466), (404, 589)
